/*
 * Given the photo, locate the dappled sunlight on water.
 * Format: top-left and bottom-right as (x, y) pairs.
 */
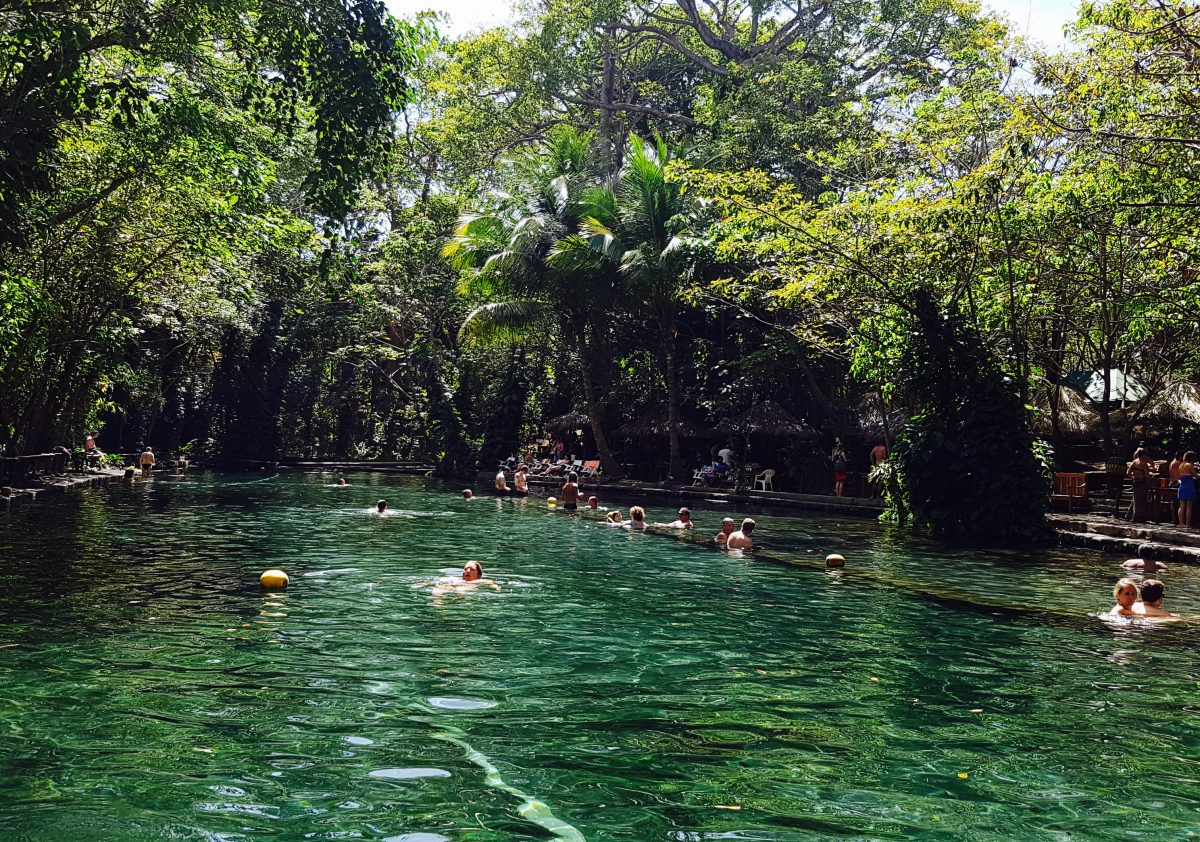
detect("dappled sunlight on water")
(1, 473), (1199, 840)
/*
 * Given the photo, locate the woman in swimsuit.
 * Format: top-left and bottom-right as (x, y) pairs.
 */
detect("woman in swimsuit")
(1178, 451), (1197, 528)
(1126, 447), (1154, 523)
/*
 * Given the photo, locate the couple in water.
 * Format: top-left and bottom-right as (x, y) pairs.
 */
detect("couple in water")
(1110, 578), (1178, 621)
(715, 517), (755, 549)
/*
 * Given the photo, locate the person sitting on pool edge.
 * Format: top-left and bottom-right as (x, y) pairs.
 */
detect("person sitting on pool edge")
(628, 506), (648, 530)
(1121, 543), (1168, 575)
(1109, 578), (1139, 617)
(715, 517), (735, 545)
(663, 507), (693, 529)
(1133, 579), (1179, 619)
(560, 472), (580, 510)
(494, 466), (510, 495)
(726, 518), (755, 549)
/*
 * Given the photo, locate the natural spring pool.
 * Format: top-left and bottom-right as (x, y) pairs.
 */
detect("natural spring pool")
(1, 472), (1199, 841)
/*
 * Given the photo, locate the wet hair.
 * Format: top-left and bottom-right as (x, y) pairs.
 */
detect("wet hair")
(741, 518), (756, 533)
(1113, 577), (1140, 600)
(462, 489), (473, 497)
(463, 561), (483, 578)
(722, 517), (735, 525)
(377, 499), (387, 509)
(1138, 543), (1155, 560)
(678, 508), (691, 518)
(606, 510), (623, 522)
(568, 471), (578, 483)
(1140, 579), (1165, 604)
(630, 506), (646, 522)
(588, 496), (598, 504)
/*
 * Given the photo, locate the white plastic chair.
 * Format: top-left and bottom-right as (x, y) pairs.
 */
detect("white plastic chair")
(691, 468), (706, 487)
(753, 468), (775, 492)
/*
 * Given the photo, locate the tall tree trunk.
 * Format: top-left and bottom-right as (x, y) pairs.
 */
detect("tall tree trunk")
(663, 325), (684, 481)
(576, 339), (623, 479)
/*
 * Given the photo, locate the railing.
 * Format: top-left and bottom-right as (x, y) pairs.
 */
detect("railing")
(0, 452), (69, 485)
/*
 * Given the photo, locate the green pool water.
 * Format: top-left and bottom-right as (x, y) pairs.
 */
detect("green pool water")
(2, 473), (1200, 841)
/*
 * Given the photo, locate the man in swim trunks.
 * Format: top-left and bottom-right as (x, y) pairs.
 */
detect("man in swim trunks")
(1122, 544), (1167, 575)
(715, 517), (735, 545)
(1133, 579), (1178, 619)
(139, 446), (155, 477)
(665, 507), (693, 529)
(560, 472), (580, 510)
(513, 464), (529, 496)
(726, 518), (755, 549)
(495, 467), (510, 494)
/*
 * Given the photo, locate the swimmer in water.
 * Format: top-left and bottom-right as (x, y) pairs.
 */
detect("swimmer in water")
(1121, 543), (1167, 575)
(726, 518), (755, 549)
(715, 517), (735, 545)
(606, 510), (625, 525)
(463, 488), (474, 499)
(376, 499), (388, 514)
(663, 507), (693, 529)
(337, 478), (347, 486)
(1109, 578), (1139, 617)
(560, 472), (580, 510)
(415, 561), (501, 596)
(587, 496), (599, 510)
(1133, 579), (1179, 620)
(628, 506), (648, 531)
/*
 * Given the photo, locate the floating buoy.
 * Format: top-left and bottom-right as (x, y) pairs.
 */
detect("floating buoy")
(260, 569), (289, 589)
(825, 553), (846, 568)
(547, 497), (557, 508)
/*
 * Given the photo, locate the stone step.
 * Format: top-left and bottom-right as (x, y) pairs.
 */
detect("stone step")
(1057, 530), (1200, 564)
(1050, 514), (1200, 549)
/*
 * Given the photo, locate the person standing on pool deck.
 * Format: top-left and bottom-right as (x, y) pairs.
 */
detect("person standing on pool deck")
(561, 472), (580, 510)
(1178, 451), (1197, 527)
(715, 517), (736, 545)
(726, 518), (755, 549)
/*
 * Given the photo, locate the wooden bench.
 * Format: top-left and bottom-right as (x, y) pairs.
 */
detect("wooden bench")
(1050, 472), (1090, 513)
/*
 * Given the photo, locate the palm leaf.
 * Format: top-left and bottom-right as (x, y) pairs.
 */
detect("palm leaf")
(458, 300), (552, 346)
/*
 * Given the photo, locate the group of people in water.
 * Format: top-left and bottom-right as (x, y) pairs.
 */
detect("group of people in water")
(1108, 545), (1183, 621)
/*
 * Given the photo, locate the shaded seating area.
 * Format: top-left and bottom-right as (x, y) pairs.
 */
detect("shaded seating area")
(1050, 472), (1090, 513)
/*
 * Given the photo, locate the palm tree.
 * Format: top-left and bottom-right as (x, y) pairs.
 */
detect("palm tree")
(583, 136), (697, 481)
(443, 128), (626, 479)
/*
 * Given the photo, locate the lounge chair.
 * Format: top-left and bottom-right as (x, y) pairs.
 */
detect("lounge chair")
(581, 459), (600, 478)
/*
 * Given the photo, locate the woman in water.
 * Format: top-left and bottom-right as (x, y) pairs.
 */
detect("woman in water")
(1178, 451), (1196, 528)
(606, 510), (625, 526)
(628, 506), (648, 531)
(414, 561), (500, 596)
(1109, 578), (1140, 618)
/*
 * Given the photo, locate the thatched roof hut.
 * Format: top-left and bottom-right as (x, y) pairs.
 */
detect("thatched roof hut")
(544, 410), (591, 434)
(1035, 378), (1200, 439)
(718, 401), (814, 437)
(615, 408), (717, 440)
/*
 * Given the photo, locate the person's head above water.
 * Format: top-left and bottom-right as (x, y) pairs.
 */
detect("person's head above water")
(1140, 578), (1166, 606)
(462, 489), (473, 499)
(587, 496), (598, 509)
(1113, 577), (1139, 610)
(721, 518), (735, 534)
(678, 507), (691, 522)
(462, 561), (483, 581)
(630, 506), (646, 522)
(606, 510), (624, 523)
(376, 499), (387, 512)
(740, 518), (756, 534)
(337, 478), (346, 485)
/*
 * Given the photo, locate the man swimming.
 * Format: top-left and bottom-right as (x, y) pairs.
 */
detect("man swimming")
(462, 488), (474, 500)
(715, 517), (735, 545)
(726, 518), (755, 549)
(665, 507), (693, 529)
(376, 499), (388, 514)
(1133, 579), (1179, 619)
(1121, 544), (1167, 575)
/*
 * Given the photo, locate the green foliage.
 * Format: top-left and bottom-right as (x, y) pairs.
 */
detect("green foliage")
(890, 290), (1052, 543)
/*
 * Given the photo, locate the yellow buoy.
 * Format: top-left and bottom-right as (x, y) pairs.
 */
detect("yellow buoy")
(260, 569), (289, 589)
(547, 497), (557, 508)
(825, 553), (846, 568)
